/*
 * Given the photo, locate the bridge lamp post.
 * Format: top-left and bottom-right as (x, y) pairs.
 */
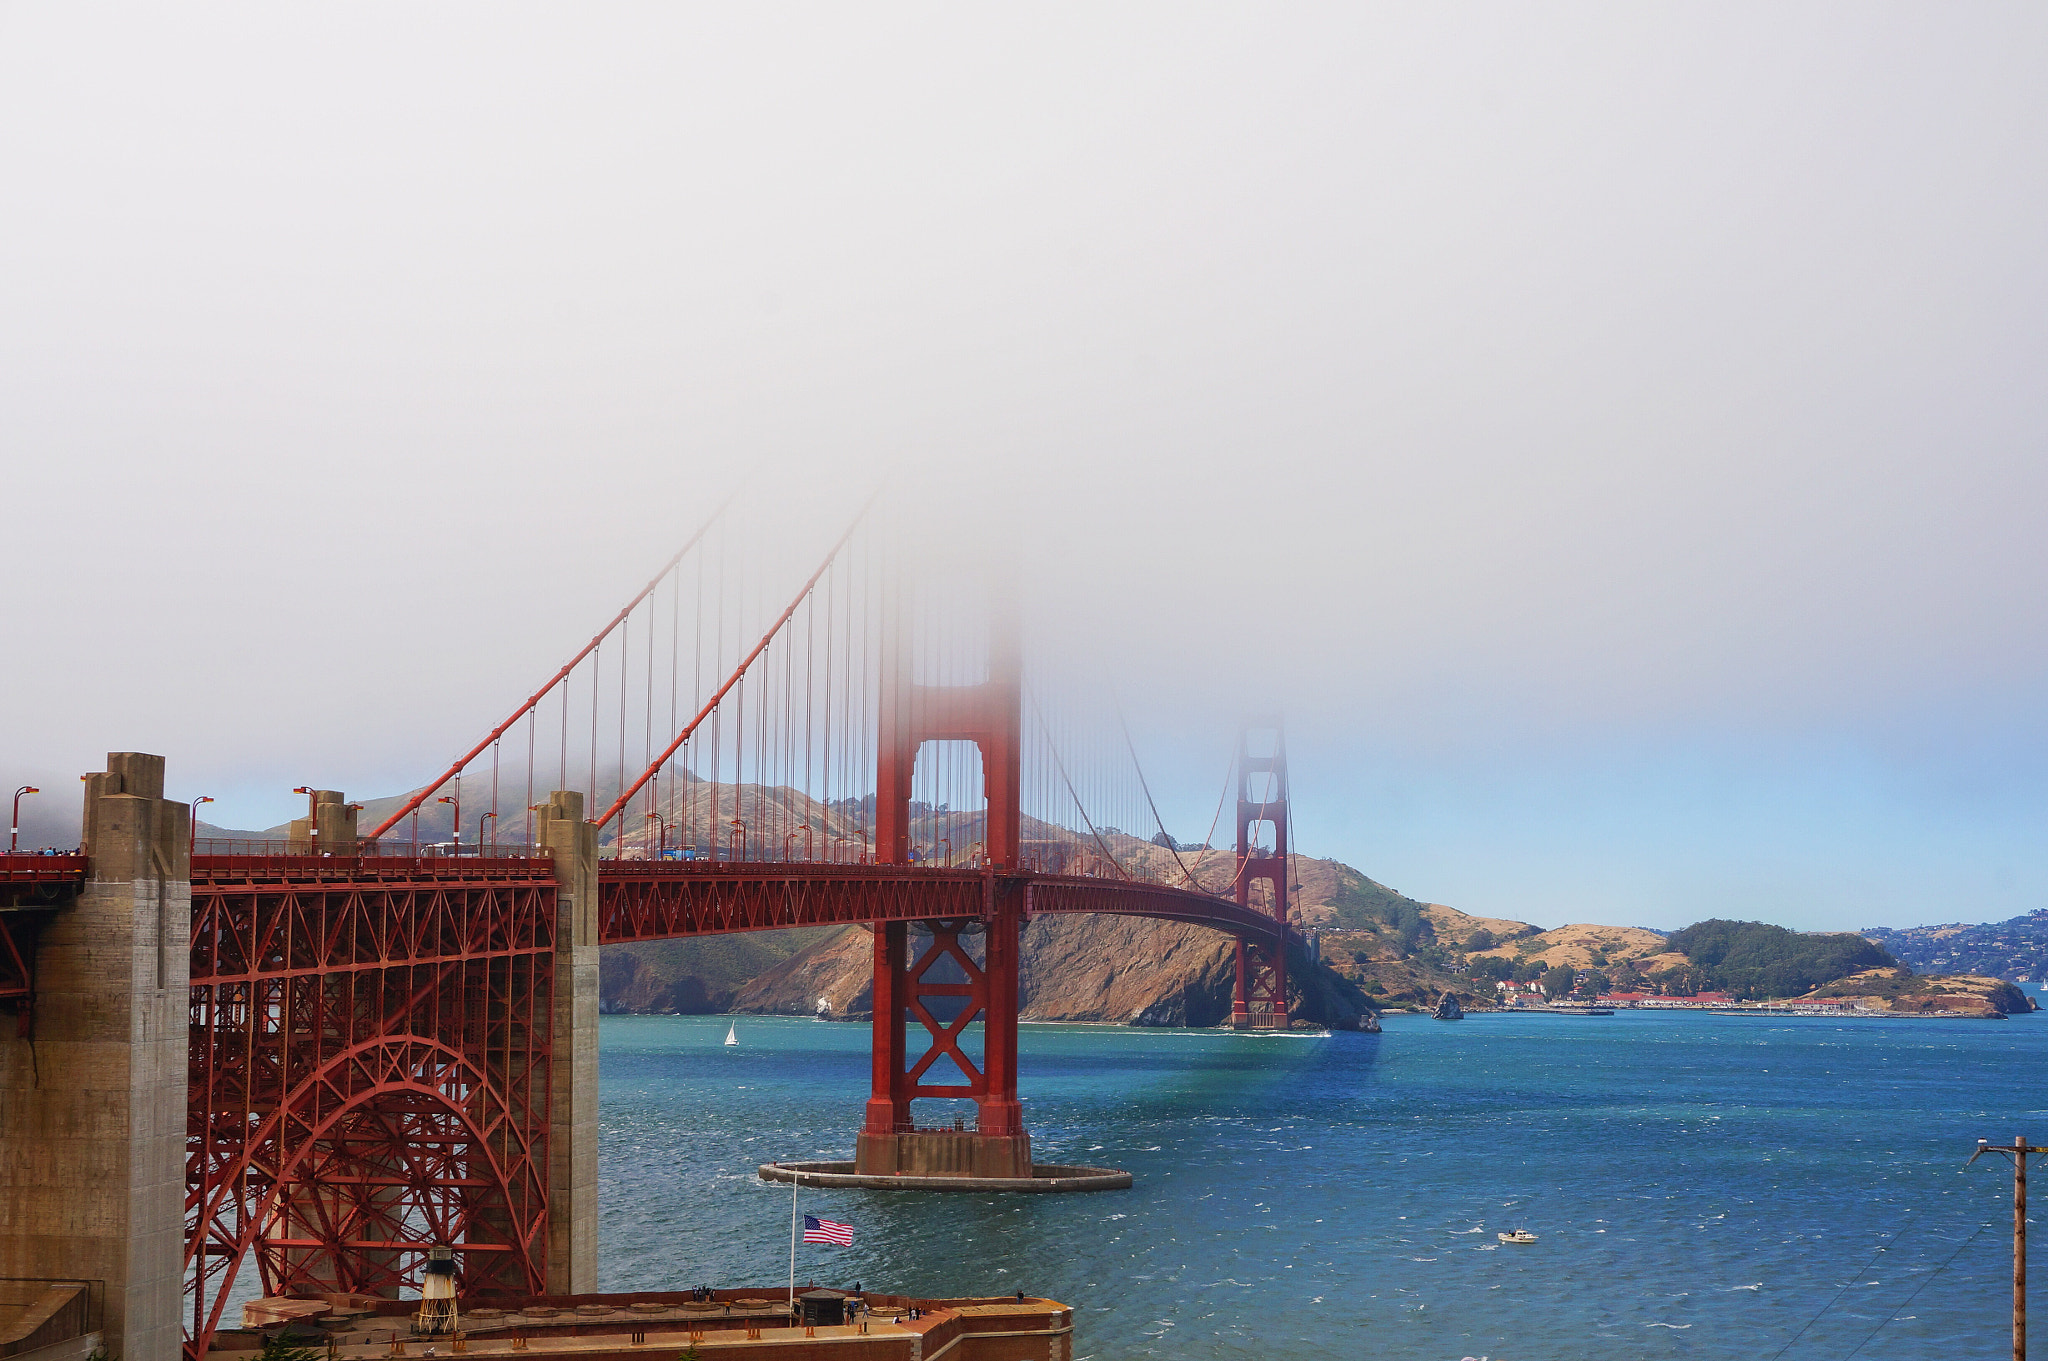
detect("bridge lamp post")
(939, 837), (952, 867)
(189, 795), (214, 845)
(799, 821), (813, 861)
(728, 817), (748, 862)
(783, 831), (800, 862)
(645, 810), (668, 859)
(437, 795), (460, 853)
(479, 810), (496, 850)
(10, 786), (38, 852)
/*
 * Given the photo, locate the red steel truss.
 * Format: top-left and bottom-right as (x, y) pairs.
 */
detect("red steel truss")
(596, 863), (1285, 946)
(598, 863), (988, 940)
(186, 854), (557, 1360)
(1233, 938), (1288, 1028)
(862, 916), (1018, 1122)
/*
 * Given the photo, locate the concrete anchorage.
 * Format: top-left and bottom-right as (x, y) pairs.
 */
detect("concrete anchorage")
(534, 792), (599, 1294)
(0, 754), (190, 1361)
(285, 790), (358, 852)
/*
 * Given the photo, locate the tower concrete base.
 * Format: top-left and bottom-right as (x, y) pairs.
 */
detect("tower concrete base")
(763, 1159), (1129, 1193)
(854, 1130), (1032, 1180)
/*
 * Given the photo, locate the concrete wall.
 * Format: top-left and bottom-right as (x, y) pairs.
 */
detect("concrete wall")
(284, 789), (358, 852)
(853, 1131), (1032, 1180)
(0, 754), (190, 1361)
(535, 792), (599, 1294)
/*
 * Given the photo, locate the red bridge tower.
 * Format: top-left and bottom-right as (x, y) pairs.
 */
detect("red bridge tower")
(1232, 723), (1291, 1028)
(854, 592), (1032, 1179)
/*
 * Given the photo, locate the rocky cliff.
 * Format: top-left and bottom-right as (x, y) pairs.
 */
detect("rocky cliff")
(598, 927), (836, 1013)
(728, 912), (1379, 1029)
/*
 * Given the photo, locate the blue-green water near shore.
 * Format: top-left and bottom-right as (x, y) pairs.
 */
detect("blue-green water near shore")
(598, 996), (2048, 1360)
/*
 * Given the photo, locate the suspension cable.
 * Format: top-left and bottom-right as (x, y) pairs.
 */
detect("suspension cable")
(1026, 687), (1129, 880)
(593, 492), (879, 830)
(367, 488), (738, 839)
(1113, 694), (1194, 885)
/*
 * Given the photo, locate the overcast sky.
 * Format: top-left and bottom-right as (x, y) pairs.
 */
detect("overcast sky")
(4, 4), (2044, 933)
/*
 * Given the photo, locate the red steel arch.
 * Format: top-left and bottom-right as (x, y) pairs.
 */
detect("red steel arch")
(186, 1036), (547, 1347)
(187, 853), (556, 1360)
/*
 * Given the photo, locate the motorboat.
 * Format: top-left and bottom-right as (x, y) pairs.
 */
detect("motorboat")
(1497, 1230), (1538, 1245)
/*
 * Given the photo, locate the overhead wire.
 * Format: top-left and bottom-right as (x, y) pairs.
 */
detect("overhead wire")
(1839, 1225), (1984, 1361)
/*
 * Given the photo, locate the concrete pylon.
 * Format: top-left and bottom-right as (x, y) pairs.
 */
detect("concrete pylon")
(0, 754), (190, 1361)
(534, 791), (598, 1294)
(286, 789), (359, 853)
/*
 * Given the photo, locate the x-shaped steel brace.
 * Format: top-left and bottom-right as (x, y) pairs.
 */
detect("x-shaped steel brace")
(904, 923), (987, 1096)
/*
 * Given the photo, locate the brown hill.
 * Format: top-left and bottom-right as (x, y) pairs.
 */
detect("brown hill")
(1417, 902), (1540, 948)
(599, 927), (836, 1014)
(1468, 923), (1668, 972)
(730, 914), (1379, 1030)
(1803, 968), (2033, 1017)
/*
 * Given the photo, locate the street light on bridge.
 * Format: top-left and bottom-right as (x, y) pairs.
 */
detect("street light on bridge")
(646, 810), (669, 860)
(479, 810), (496, 849)
(190, 796), (214, 845)
(437, 795), (460, 853)
(728, 817), (747, 862)
(10, 786), (38, 852)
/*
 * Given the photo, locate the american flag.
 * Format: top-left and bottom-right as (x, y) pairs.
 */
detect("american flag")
(802, 1214), (854, 1247)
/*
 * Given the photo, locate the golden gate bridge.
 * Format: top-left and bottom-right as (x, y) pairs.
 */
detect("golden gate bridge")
(0, 496), (1299, 1360)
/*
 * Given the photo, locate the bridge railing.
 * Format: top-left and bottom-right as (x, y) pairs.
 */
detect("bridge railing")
(194, 837), (546, 857)
(191, 839), (551, 876)
(0, 853), (88, 881)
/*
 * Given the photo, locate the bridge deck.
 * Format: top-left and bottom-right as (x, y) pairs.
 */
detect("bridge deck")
(596, 862), (1285, 945)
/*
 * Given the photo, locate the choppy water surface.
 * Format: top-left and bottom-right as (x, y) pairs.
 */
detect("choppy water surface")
(600, 1002), (2048, 1360)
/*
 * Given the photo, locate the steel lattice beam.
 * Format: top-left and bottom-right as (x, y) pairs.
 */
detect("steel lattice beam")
(597, 864), (1285, 946)
(186, 855), (556, 1361)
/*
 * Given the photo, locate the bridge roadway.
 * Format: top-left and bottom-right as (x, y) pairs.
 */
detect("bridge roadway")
(595, 859), (1284, 945)
(6, 847), (1285, 1059)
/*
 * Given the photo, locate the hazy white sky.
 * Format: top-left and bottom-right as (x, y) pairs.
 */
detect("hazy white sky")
(4, 3), (2044, 932)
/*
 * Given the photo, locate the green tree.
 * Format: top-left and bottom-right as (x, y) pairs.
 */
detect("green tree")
(1512, 959), (1546, 984)
(1465, 928), (1496, 953)
(1666, 920), (1894, 999)
(1466, 954), (1512, 984)
(257, 1335), (322, 1361)
(1576, 969), (1612, 1000)
(1541, 965), (1578, 999)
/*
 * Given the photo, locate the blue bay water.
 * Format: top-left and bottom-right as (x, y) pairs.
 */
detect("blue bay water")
(599, 1001), (2048, 1360)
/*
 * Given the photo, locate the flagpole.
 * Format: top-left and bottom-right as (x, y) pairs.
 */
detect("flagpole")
(788, 1169), (798, 1313)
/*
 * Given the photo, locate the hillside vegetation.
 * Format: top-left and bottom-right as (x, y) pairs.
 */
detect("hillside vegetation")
(1803, 968), (2033, 1016)
(1663, 919), (1895, 999)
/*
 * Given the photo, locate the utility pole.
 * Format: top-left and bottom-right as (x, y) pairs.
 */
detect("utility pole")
(1970, 1134), (2034, 1361)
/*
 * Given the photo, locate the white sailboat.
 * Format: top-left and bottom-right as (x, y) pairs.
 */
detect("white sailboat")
(724, 1022), (738, 1046)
